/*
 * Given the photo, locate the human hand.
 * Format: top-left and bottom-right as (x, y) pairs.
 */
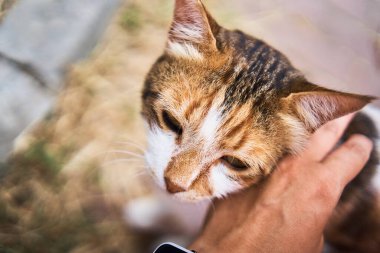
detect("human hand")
(190, 114), (373, 253)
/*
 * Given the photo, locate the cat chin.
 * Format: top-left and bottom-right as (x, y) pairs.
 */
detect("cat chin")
(168, 191), (213, 203)
(149, 176), (212, 202)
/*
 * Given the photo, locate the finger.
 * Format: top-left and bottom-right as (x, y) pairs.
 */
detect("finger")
(321, 134), (373, 188)
(302, 113), (355, 161)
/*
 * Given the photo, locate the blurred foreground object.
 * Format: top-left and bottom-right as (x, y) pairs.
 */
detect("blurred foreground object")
(0, 0), (120, 161)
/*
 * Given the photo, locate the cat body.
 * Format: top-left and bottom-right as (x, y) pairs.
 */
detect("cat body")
(324, 107), (380, 252)
(139, 0), (380, 251)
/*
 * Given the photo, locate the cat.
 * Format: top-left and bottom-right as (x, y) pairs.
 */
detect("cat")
(140, 0), (380, 252)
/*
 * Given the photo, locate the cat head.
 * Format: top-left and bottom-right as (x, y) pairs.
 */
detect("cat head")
(142, 0), (373, 201)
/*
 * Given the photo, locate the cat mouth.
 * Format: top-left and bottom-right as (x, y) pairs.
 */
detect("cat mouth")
(168, 191), (211, 203)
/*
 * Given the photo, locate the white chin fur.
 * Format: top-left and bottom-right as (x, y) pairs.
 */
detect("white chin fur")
(144, 124), (176, 188)
(210, 164), (242, 198)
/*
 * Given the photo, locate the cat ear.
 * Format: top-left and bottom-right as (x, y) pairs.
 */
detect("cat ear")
(166, 0), (219, 59)
(282, 82), (374, 131)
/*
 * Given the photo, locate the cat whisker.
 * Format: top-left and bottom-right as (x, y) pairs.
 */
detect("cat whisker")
(96, 146), (145, 168)
(93, 147), (143, 162)
(106, 150), (144, 159)
(113, 169), (150, 181)
(130, 170), (149, 179)
(102, 158), (144, 166)
(128, 166), (150, 172)
(114, 140), (146, 153)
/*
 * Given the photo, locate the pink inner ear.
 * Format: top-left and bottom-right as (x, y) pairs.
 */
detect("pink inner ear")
(295, 94), (339, 130)
(292, 92), (371, 130)
(174, 0), (203, 24)
(168, 0), (213, 45)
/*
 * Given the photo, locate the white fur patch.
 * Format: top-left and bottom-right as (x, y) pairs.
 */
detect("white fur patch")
(199, 106), (221, 149)
(210, 164), (242, 198)
(167, 41), (203, 60)
(279, 113), (309, 154)
(144, 124), (176, 188)
(171, 23), (203, 42)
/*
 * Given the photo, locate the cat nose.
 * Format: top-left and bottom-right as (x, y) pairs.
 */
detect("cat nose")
(164, 177), (186, 194)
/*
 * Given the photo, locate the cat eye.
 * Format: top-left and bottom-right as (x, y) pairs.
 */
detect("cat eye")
(162, 110), (183, 135)
(221, 156), (249, 171)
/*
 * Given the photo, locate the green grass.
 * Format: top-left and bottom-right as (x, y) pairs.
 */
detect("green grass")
(24, 141), (62, 175)
(121, 3), (143, 32)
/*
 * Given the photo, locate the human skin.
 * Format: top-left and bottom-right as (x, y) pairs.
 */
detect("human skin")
(190, 114), (373, 253)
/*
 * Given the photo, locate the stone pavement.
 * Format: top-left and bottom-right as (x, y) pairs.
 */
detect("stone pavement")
(0, 0), (120, 161)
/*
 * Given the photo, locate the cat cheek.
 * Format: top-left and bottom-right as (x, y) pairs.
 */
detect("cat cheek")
(210, 164), (242, 198)
(144, 126), (177, 188)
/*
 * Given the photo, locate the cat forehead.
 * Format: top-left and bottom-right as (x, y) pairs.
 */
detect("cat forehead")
(157, 86), (266, 133)
(150, 62), (281, 118)
(144, 29), (304, 116)
(155, 38), (301, 103)
(157, 96), (266, 151)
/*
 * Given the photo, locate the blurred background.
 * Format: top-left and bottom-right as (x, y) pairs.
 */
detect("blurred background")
(0, 0), (379, 252)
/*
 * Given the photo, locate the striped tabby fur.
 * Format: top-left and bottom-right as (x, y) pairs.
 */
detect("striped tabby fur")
(142, 0), (380, 251)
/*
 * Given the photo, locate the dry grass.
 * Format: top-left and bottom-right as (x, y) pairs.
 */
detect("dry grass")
(0, 0), (15, 21)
